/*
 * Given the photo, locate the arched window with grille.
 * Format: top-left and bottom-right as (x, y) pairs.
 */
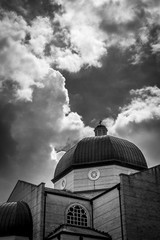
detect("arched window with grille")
(66, 204), (88, 227)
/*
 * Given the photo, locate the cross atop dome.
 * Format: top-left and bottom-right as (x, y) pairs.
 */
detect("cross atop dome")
(94, 120), (108, 136)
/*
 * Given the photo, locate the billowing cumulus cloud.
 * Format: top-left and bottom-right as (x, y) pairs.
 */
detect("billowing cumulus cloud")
(0, 11), (50, 101)
(0, 8), (94, 201)
(47, 0), (160, 71)
(29, 17), (53, 56)
(0, 68), (93, 200)
(110, 86), (160, 133)
(105, 86), (160, 167)
(50, 1), (107, 72)
(9, 69), (93, 168)
(1, 0), (160, 75)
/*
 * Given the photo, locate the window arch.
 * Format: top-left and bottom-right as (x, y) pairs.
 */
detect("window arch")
(66, 204), (88, 227)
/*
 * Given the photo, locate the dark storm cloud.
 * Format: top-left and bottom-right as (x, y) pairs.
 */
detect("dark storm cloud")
(0, 82), (18, 174)
(0, 103), (17, 171)
(0, 70), (93, 201)
(0, 81), (59, 199)
(64, 44), (160, 126)
(0, 0), (61, 20)
(99, 2), (147, 34)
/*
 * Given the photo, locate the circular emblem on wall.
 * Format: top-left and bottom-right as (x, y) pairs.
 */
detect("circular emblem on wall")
(61, 178), (66, 189)
(88, 169), (100, 181)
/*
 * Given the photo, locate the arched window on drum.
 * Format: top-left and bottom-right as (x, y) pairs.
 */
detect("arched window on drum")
(66, 204), (88, 227)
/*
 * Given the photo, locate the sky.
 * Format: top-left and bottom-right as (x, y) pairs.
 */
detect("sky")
(0, 0), (160, 202)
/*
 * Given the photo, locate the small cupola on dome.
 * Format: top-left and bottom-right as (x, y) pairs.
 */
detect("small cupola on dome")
(94, 121), (108, 136)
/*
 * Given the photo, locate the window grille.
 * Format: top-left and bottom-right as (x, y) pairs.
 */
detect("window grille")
(67, 205), (88, 227)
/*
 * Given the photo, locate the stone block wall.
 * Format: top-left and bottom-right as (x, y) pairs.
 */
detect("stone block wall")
(8, 181), (45, 240)
(44, 192), (92, 237)
(120, 165), (160, 240)
(93, 187), (122, 240)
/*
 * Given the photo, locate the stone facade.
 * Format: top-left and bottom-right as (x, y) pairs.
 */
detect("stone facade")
(44, 190), (92, 236)
(8, 181), (45, 240)
(120, 165), (160, 240)
(93, 186), (122, 240)
(7, 165), (160, 240)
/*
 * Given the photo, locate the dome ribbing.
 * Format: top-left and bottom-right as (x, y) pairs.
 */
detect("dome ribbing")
(0, 201), (33, 239)
(53, 135), (148, 182)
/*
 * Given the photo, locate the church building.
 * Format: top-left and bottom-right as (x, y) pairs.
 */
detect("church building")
(0, 122), (160, 240)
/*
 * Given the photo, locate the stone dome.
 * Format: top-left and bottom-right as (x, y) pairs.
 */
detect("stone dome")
(0, 201), (33, 239)
(53, 135), (148, 182)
